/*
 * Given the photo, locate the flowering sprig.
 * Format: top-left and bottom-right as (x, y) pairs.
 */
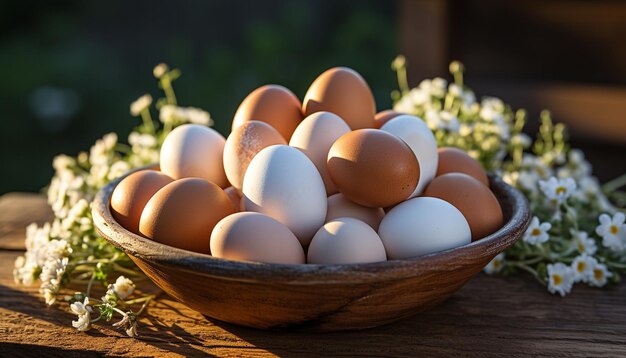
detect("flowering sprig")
(13, 64), (212, 336)
(392, 57), (626, 296)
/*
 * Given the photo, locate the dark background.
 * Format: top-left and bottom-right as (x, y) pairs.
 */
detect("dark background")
(1, 0), (625, 195)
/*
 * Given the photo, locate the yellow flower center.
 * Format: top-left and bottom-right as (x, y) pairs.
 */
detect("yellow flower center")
(577, 242), (585, 253)
(556, 186), (566, 195)
(594, 269), (603, 281)
(577, 262), (586, 273)
(553, 274), (562, 286)
(610, 225), (619, 235)
(531, 228), (541, 236)
(493, 260), (501, 269)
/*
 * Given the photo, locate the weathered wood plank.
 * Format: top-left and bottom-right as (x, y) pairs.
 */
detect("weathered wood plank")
(0, 193), (53, 250)
(2, 251), (626, 356)
(1, 194), (625, 356)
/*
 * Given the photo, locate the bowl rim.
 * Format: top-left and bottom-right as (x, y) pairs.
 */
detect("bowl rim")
(92, 166), (530, 285)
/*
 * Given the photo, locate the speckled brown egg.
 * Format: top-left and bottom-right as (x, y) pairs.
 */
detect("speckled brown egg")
(423, 173), (503, 241)
(139, 178), (234, 254)
(373, 110), (402, 129)
(110, 170), (173, 235)
(232, 85), (303, 141)
(327, 129), (420, 208)
(437, 147), (489, 186)
(223, 120), (286, 191)
(302, 67), (376, 130)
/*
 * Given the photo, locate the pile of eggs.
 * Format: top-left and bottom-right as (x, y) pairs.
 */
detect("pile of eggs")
(111, 67), (504, 265)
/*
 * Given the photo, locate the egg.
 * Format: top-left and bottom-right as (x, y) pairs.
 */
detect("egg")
(110, 170), (173, 235)
(437, 147), (489, 186)
(374, 110), (402, 129)
(302, 67), (376, 130)
(326, 193), (385, 230)
(307, 218), (387, 264)
(242, 145), (327, 246)
(289, 111), (351, 195)
(223, 186), (243, 212)
(139, 178), (234, 254)
(327, 129), (420, 208)
(160, 124), (229, 188)
(210, 212), (305, 264)
(381, 114), (438, 197)
(424, 173), (503, 241)
(232, 85), (302, 141)
(378, 197), (471, 259)
(223, 120), (286, 191)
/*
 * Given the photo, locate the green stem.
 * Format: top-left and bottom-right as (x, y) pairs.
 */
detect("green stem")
(161, 77), (178, 106)
(509, 262), (546, 286)
(112, 263), (143, 277)
(86, 270), (96, 297)
(603, 173), (626, 193)
(140, 109), (155, 134)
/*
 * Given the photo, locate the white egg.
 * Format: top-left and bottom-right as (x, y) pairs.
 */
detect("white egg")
(289, 111), (351, 195)
(242, 145), (327, 246)
(308, 217), (387, 264)
(160, 124), (229, 187)
(378, 197), (471, 259)
(326, 193), (385, 230)
(380, 115), (437, 197)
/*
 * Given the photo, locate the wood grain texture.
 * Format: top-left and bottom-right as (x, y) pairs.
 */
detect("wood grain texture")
(92, 173), (530, 330)
(0, 193), (53, 250)
(2, 194), (625, 357)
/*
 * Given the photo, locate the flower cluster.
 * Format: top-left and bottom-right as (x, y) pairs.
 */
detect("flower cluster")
(14, 64), (211, 335)
(392, 57), (626, 296)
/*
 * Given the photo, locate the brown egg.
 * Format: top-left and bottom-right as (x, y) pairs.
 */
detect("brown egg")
(210, 212), (305, 264)
(302, 67), (376, 130)
(223, 186), (243, 212)
(327, 129), (420, 208)
(437, 147), (489, 186)
(423, 173), (503, 241)
(223, 121), (287, 191)
(139, 178), (234, 254)
(373, 110), (402, 129)
(110, 170), (173, 235)
(232, 85), (302, 141)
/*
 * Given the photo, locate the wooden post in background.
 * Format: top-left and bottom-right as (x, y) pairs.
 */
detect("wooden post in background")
(398, 0), (449, 86)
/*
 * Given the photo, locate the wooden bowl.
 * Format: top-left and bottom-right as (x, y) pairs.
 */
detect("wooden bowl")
(92, 171), (530, 331)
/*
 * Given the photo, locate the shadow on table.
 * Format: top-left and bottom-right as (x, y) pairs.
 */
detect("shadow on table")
(203, 293), (525, 357)
(0, 342), (101, 357)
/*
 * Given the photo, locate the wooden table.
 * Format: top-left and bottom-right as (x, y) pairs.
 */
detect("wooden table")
(1, 193), (625, 357)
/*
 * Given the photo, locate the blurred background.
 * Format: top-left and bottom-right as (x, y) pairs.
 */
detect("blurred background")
(1, 0), (625, 195)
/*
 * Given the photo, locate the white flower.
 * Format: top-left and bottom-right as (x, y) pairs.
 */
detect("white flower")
(128, 132), (157, 148)
(70, 297), (93, 316)
(521, 155), (552, 179)
(547, 262), (574, 297)
(571, 254), (596, 283)
(107, 161), (131, 181)
(153, 63), (169, 78)
(538, 177), (576, 205)
(425, 110), (460, 132)
(184, 107), (212, 126)
(523, 217), (551, 245)
(72, 313), (91, 331)
(595, 213), (626, 252)
(130, 94), (152, 116)
(588, 262), (613, 287)
(484, 253), (505, 274)
(570, 230), (597, 255)
(159, 105), (212, 126)
(111, 276), (135, 300)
